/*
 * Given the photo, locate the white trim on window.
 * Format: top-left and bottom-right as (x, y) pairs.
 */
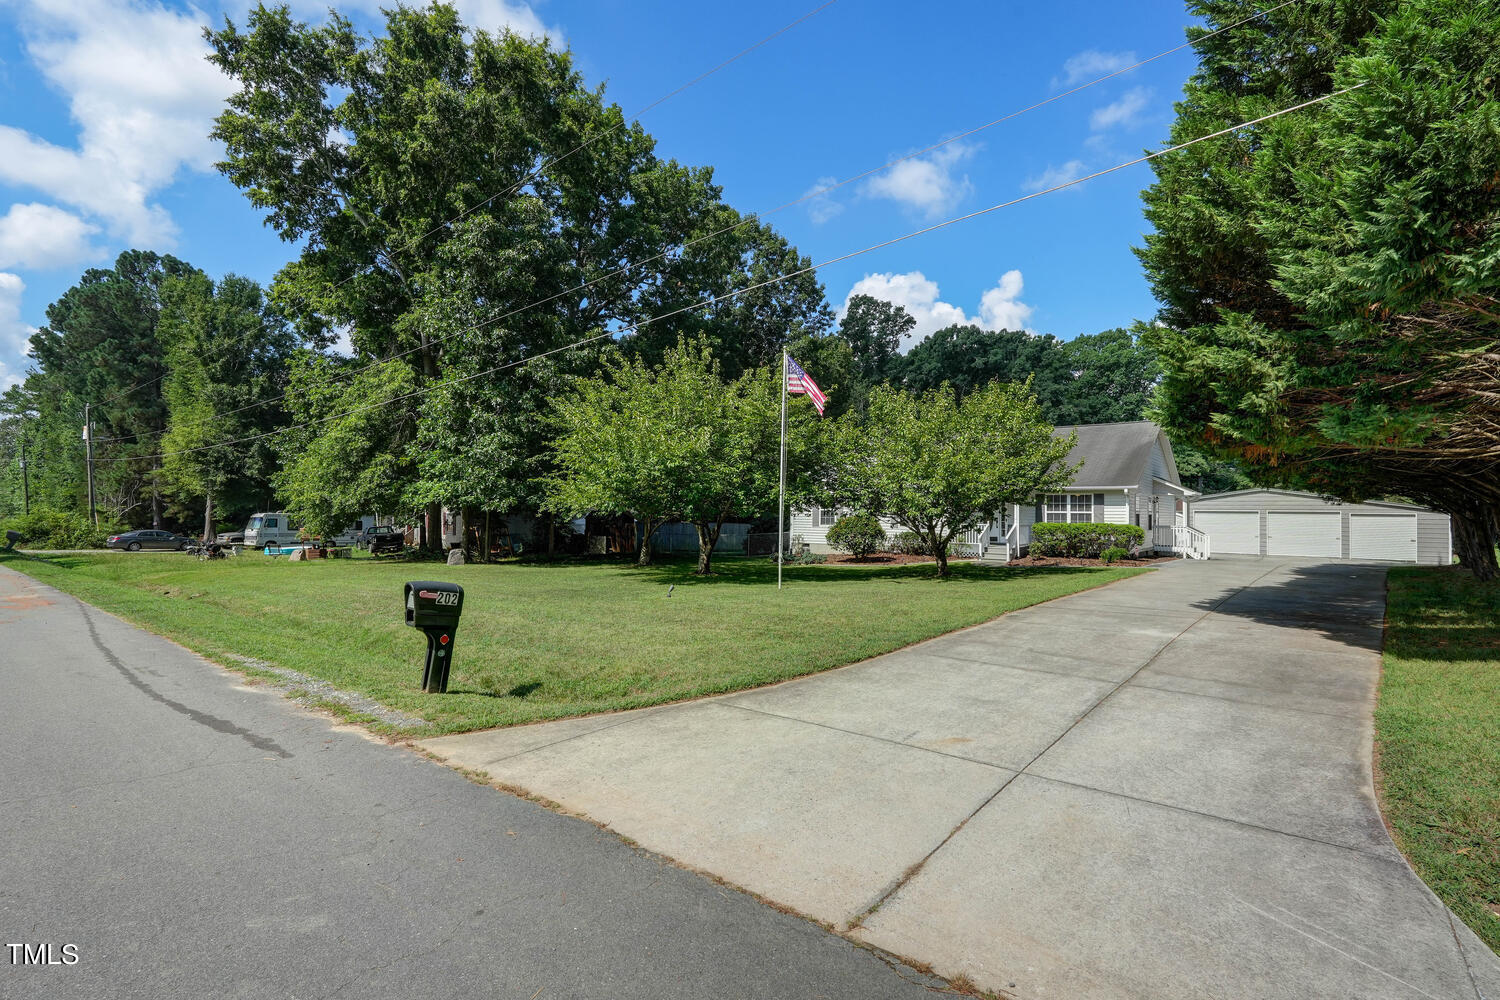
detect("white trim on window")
(1044, 494), (1093, 523)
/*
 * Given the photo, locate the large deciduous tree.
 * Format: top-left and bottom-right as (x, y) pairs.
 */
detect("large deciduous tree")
(547, 341), (820, 573)
(207, 4), (828, 546)
(894, 325), (1074, 416)
(1059, 328), (1160, 425)
(831, 381), (1076, 578)
(1139, 0), (1500, 579)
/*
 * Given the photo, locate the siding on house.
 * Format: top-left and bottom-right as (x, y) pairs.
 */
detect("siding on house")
(790, 507), (905, 552)
(1188, 489), (1451, 564)
(1100, 490), (1130, 524)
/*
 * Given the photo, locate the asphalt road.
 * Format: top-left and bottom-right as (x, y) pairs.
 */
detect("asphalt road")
(0, 564), (941, 1000)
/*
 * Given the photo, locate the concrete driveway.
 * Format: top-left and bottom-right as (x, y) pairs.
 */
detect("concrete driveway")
(423, 557), (1500, 999)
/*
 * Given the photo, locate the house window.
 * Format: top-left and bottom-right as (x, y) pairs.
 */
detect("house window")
(1044, 494), (1093, 523)
(817, 507), (838, 526)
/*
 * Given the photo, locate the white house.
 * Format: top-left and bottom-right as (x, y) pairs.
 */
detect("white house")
(791, 421), (1208, 560)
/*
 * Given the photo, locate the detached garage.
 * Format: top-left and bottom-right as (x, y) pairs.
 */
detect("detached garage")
(1188, 489), (1451, 564)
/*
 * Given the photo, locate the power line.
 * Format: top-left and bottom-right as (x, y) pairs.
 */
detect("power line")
(98, 82), (1365, 466)
(319, 0), (841, 299)
(92, 370), (168, 408)
(116, 0), (1305, 445)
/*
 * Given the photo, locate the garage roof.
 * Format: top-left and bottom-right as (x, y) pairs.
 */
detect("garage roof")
(1192, 487), (1434, 511)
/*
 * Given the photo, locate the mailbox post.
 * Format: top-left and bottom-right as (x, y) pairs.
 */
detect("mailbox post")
(404, 580), (464, 693)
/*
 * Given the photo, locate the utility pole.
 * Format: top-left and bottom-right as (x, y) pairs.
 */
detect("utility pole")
(18, 430), (29, 515)
(84, 402), (97, 526)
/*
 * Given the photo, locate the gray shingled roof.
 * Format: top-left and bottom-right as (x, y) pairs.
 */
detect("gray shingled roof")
(1051, 421), (1165, 489)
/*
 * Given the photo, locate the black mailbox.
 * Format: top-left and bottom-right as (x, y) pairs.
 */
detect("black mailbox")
(404, 581), (464, 693)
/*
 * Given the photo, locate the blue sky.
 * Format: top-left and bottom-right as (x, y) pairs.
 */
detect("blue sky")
(0, 0), (1212, 388)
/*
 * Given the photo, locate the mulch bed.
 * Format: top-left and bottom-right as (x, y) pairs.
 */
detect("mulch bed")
(1007, 554), (1163, 568)
(819, 552), (938, 565)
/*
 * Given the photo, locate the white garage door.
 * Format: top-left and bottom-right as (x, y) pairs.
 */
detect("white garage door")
(1267, 512), (1342, 558)
(1349, 514), (1417, 562)
(1193, 511), (1259, 554)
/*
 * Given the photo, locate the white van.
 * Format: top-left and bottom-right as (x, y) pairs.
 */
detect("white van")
(244, 512), (378, 550)
(243, 512), (300, 549)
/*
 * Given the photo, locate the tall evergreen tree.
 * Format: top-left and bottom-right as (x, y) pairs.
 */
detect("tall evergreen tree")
(1138, 0), (1500, 578)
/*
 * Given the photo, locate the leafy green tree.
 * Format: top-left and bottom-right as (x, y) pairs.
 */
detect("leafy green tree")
(16, 251), (199, 525)
(274, 357), (418, 538)
(547, 341), (820, 573)
(837, 294), (914, 409)
(1171, 438), (1251, 495)
(156, 273), (296, 540)
(208, 5), (826, 543)
(895, 325), (1073, 415)
(622, 211), (834, 379)
(1058, 328), (1160, 424)
(832, 381), (1076, 577)
(1138, 0), (1500, 578)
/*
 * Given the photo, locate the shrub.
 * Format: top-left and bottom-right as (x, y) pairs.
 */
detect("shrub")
(0, 508), (118, 550)
(887, 531), (933, 556)
(1029, 522), (1145, 559)
(1100, 546), (1129, 565)
(826, 513), (886, 560)
(769, 549), (826, 565)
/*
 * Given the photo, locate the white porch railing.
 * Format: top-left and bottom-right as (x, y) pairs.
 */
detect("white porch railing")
(1153, 524), (1210, 560)
(951, 522), (990, 559)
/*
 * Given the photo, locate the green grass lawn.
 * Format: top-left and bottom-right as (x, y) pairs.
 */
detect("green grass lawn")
(1377, 566), (1500, 951)
(0, 550), (1144, 738)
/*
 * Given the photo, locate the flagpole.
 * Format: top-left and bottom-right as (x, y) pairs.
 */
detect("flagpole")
(778, 349), (788, 591)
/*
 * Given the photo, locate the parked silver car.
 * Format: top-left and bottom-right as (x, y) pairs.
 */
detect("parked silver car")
(106, 529), (194, 552)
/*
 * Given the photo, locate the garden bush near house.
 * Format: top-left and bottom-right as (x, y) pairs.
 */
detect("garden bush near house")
(888, 531), (934, 556)
(1030, 523), (1145, 559)
(826, 514), (886, 560)
(1100, 546), (1128, 565)
(0, 508), (118, 550)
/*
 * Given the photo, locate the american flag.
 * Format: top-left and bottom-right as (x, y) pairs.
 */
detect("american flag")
(785, 356), (827, 415)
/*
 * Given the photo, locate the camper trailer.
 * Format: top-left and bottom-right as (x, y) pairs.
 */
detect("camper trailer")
(243, 513), (377, 550)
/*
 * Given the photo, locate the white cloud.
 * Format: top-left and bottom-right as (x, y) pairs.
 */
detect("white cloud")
(1056, 49), (1136, 88)
(0, 272), (37, 388)
(324, 0), (556, 40)
(0, 202), (102, 270)
(977, 270), (1033, 331)
(450, 0), (553, 39)
(1090, 86), (1153, 132)
(0, 0), (236, 247)
(861, 143), (976, 219)
(1022, 159), (1087, 193)
(842, 269), (1034, 350)
(801, 176), (844, 224)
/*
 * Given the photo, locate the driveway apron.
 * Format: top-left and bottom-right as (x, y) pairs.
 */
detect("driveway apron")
(422, 557), (1500, 999)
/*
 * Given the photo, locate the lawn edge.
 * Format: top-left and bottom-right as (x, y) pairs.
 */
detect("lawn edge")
(1369, 565), (1500, 964)
(418, 563), (1153, 739)
(2, 553), (1147, 739)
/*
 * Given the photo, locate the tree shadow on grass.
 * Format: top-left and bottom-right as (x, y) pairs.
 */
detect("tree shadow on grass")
(627, 559), (1115, 587)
